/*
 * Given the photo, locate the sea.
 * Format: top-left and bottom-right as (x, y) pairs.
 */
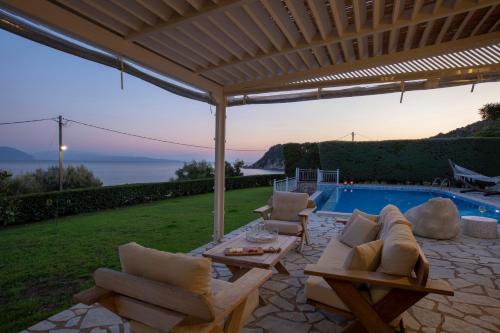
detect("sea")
(0, 161), (282, 186)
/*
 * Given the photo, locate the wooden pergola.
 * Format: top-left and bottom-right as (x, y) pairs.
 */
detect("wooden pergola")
(1, 0), (499, 241)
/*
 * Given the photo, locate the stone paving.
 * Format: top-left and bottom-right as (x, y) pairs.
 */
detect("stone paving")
(23, 214), (500, 333)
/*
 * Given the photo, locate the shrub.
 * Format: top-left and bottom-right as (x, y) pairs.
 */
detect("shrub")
(282, 138), (500, 183)
(479, 103), (500, 121)
(0, 174), (282, 226)
(174, 160), (245, 180)
(8, 165), (102, 195)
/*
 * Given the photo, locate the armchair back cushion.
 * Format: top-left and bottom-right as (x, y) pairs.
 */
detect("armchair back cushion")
(119, 242), (212, 296)
(343, 239), (384, 271)
(339, 214), (380, 247)
(270, 191), (309, 222)
(378, 204), (412, 240)
(378, 223), (419, 276)
(342, 208), (379, 235)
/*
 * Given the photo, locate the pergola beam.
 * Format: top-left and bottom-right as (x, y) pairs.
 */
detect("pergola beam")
(198, 0), (497, 74)
(226, 73), (500, 106)
(227, 64), (500, 95)
(126, 0), (253, 41)
(224, 31), (500, 95)
(0, 0), (223, 95)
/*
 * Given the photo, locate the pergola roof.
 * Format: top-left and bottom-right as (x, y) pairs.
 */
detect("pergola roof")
(1, 0), (499, 99)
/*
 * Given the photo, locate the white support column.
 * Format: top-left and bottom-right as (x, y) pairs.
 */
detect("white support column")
(213, 95), (226, 242)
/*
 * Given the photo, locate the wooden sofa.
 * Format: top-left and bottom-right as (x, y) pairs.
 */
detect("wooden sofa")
(74, 243), (271, 333)
(254, 191), (315, 252)
(304, 205), (454, 333)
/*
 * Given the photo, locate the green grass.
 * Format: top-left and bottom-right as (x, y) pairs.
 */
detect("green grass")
(0, 186), (272, 332)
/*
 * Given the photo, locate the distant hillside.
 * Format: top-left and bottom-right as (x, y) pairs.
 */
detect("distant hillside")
(0, 147), (34, 161)
(33, 151), (183, 162)
(431, 119), (500, 138)
(251, 144), (284, 170)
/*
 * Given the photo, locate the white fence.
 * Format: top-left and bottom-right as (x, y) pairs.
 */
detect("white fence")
(273, 168), (340, 192)
(318, 169), (340, 184)
(273, 177), (298, 192)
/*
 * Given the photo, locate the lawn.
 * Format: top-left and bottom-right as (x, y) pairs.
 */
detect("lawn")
(0, 186), (272, 332)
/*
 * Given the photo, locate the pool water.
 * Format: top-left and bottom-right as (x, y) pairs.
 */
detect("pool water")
(316, 187), (500, 221)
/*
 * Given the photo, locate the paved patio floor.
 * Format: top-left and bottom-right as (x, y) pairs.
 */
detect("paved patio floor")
(23, 213), (500, 333)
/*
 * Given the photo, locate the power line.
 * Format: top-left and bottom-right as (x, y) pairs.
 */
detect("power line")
(0, 117), (57, 125)
(333, 133), (351, 141)
(63, 118), (266, 152)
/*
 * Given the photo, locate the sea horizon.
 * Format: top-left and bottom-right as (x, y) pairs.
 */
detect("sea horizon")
(0, 160), (282, 186)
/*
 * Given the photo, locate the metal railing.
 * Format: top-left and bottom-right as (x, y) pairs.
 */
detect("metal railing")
(273, 168), (340, 192)
(273, 177), (297, 192)
(318, 169), (340, 184)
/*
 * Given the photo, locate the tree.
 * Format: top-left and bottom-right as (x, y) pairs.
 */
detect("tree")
(175, 160), (214, 180)
(479, 103), (500, 121)
(0, 170), (12, 196)
(225, 159), (244, 177)
(174, 160), (245, 180)
(8, 165), (102, 195)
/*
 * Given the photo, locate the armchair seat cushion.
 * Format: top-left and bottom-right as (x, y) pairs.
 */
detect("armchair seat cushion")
(265, 220), (303, 234)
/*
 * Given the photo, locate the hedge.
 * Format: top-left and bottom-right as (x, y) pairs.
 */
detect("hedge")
(283, 143), (321, 176)
(0, 174), (282, 226)
(283, 138), (500, 183)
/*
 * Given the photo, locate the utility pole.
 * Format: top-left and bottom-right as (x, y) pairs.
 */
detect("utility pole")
(351, 131), (355, 142)
(58, 115), (64, 191)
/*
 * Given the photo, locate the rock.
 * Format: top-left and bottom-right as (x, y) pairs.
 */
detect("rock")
(453, 291), (500, 307)
(437, 303), (463, 317)
(276, 312), (307, 322)
(313, 320), (337, 333)
(253, 304), (279, 317)
(442, 316), (489, 333)
(49, 310), (75, 322)
(411, 307), (442, 328)
(28, 320), (56, 331)
(269, 295), (295, 311)
(452, 302), (482, 315)
(305, 312), (324, 323)
(80, 307), (122, 329)
(255, 316), (311, 333)
(405, 198), (460, 239)
(464, 315), (499, 331)
(65, 316), (81, 328)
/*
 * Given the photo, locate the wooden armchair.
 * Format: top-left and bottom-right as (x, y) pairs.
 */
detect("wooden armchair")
(254, 191), (315, 252)
(74, 267), (271, 333)
(304, 247), (453, 333)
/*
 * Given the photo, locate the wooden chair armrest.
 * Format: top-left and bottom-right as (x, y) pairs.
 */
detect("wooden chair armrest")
(254, 205), (272, 220)
(74, 286), (114, 305)
(304, 264), (453, 296)
(254, 205), (272, 214)
(212, 268), (272, 320)
(298, 208), (315, 217)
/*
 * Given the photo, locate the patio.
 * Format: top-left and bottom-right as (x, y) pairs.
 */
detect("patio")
(23, 210), (500, 333)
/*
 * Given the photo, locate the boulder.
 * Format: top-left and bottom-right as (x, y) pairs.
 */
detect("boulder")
(405, 198), (460, 240)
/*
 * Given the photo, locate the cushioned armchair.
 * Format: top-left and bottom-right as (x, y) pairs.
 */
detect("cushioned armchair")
(74, 243), (271, 333)
(254, 191), (315, 252)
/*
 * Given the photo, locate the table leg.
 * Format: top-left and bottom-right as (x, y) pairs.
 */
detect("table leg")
(227, 265), (249, 282)
(274, 261), (290, 275)
(226, 265), (268, 305)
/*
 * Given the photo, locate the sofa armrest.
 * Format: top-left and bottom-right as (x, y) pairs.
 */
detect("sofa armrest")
(254, 205), (272, 219)
(304, 264), (453, 296)
(74, 286), (114, 305)
(212, 268), (272, 320)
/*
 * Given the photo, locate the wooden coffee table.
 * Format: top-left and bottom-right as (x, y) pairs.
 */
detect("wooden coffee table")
(203, 233), (297, 282)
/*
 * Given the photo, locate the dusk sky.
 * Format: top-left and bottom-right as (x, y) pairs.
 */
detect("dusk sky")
(1, 29), (499, 163)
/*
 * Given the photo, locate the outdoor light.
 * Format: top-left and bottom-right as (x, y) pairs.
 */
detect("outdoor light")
(60, 145), (67, 151)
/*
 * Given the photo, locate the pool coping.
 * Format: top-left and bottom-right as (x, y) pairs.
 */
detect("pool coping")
(313, 184), (500, 217)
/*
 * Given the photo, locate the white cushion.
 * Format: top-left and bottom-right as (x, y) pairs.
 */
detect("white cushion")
(271, 191), (309, 222)
(343, 209), (379, 235)
(339, 214), (380, 247)
(264, 220), (303, 234)
(405, 198), (460, 240)
(344, 239), (384, 271)
(119, 242), (212, 296)
(378, 223), (419, 276)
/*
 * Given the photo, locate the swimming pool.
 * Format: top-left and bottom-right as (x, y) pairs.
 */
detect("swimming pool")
(315, 185), (500, 221)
